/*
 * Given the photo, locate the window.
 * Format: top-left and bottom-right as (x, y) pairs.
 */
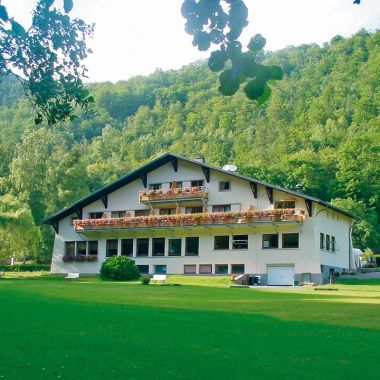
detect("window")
(199, 264), (212, 274)
(214, 236), (229, 250)
(106, 239), (118, 257)
(76, 241), (87, 255)
(274, 201), (295, 209)
(231, 264), (245, 274)
(185, 206), (203, 214)
(121, 239), (133, 257)
(262, 234), (279, 249)
(159, 208), (176, 215)
(233, 235), (248, 250)
(154, 265), (167, 274)
(282, 233), (299, 249)
(89, 212), (103, 219)
(185, 237), (199, 256)
(170, 181), (182, 189)
(191, 180), (203, 188)
(215, 264), (228, 274)
(65, 241), (75, 256)
(135, 210), (149, 217)
(326, 234), (331, 251)
(111, 211), (126, 218)
(149, 183), (162, 190)
(152, 238), (165, 256)
(331, 236), (336, 252)
(212, 205), (231, 213)
(88, 241), (98, 256)
(219, 181), (230, 191)
(137, 265), (149, 274)
(136, 238), (149, 257)
(168, 239), (181, 256)
(320, 233), (325, 250)
(184, 265), (196, 274)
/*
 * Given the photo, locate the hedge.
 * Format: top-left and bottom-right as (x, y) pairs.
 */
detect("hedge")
(0, 264), (51, 272)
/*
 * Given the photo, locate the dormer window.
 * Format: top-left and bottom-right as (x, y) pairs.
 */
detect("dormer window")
(274, 200), (295, 209)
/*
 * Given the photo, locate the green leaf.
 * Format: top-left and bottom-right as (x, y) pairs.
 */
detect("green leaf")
(87, 96), (95, 103)
(0, 5), (9, 22)
(208, 50), (228, 72)
(269, 65), (283, 80)
(64, 0), (73, 13)
(193, 32), (211, 51)
(243, 79), (265, 100)
(257, 83), (272, 104)
(219, 69), (240, 96)
(248, 34), (266, 52)
(11, 21), (26, 37)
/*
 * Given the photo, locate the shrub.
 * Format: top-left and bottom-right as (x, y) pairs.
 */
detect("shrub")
(100, 256), (140, 281)
(140, 276), (150, 285)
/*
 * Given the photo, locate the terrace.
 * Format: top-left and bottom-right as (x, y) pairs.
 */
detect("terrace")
(73, 208), (306, 232)
(139, 186), (208, 203)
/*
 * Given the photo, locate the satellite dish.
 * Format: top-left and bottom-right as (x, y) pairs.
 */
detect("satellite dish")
(222, 164), (237, 172)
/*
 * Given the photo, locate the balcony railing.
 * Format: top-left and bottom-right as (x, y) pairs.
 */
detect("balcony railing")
(73, 208), (306, 232)
(139, 186), (208, 202)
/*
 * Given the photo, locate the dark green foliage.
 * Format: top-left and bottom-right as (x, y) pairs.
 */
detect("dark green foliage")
(100, 256), (140, 281)
(182, 0), (282, 101)
(0, 264), (50, 272)
(0, 30), (379, 256)
(140, 276), (151, 285)
(0, 0), (94, 124)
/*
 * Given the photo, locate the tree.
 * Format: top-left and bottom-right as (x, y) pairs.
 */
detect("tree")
(0, 0), (94, 124)
(181, 0), (282, 102)
(0, 194), (41, 262)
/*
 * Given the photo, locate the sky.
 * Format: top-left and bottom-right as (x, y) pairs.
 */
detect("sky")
(4, 0), (380, 83)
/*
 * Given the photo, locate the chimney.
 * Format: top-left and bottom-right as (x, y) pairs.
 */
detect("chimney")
(295, 184), (304, 193)
(194, 156), (205, 164)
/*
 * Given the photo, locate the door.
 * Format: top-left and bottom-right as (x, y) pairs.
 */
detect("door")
(267, 266), (295, 286)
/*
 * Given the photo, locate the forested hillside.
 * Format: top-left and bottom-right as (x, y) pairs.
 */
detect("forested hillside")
(0, 30), (379, 261)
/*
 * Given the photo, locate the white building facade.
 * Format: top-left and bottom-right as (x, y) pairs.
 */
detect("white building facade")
(44, 153), (355, 285)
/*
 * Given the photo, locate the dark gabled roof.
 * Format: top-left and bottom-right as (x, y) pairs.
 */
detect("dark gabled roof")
(43, 152), (356, 224)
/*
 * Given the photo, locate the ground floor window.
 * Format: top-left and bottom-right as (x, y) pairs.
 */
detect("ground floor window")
(65, 241), (75, 256)
(152, 238), (165, 256)
(184, 265), (196, 274)
(154, 265), (167, 274)
(136, 238), (149, 257)
(169, 238), (182, 256)
(214, 235), (229, 250)
(137, 265), (149, 274)
(76, 241), (87, 256)
(88, 241), (98, 256)
(231, 264), (245, 274)
(212, 204), (231, 212)
(106, 239), (118, 257)
(282, 233), (299, 249)
(262, 234), (279, 249)
(232, 235), (248, 250)
(215, 264), (228, 274)
(121, 239), (133, 257)
(185, 237), (199, 256)
(199, 264), (212, 274)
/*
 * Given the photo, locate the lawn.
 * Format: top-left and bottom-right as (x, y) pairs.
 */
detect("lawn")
(0, 277), (379, 380)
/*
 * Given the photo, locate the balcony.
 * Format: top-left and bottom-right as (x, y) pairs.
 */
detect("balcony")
(73, 208), (306, 232)
(139, 186), (208, 203)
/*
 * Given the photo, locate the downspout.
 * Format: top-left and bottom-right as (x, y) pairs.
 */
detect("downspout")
(348, 223), (353, 271)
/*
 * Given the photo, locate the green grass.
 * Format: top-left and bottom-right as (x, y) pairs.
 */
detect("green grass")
(0, 277), (379, 380)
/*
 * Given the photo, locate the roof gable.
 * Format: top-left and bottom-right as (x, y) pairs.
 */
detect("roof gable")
(43, 152), (356, 223)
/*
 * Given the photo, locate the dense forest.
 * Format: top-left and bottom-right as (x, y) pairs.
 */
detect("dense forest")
(0, 29), (379, 262)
